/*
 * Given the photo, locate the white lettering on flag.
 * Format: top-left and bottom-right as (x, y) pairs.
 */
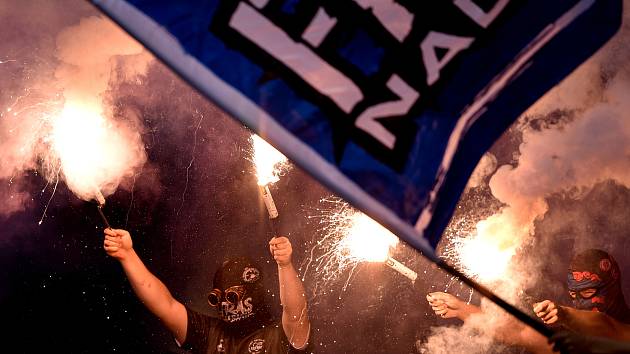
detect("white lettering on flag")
(229, 2), (364, 114)
(355, 75), (419, 149)
(454, 0), (511, 29)
(352, 0), (414, 42)
(421, 31), (474, 86)
(302, 8), (337, 48)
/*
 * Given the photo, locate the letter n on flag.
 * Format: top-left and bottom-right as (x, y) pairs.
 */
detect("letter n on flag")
(92, 0), (621, 257)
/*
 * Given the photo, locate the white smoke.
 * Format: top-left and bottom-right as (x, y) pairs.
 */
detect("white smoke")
(0, 15), (152, 214)
(418, 305), (504, 354)
(477, 73), (630, 297)
(464, 153), (497, 191)
(54, 16), (151, 107)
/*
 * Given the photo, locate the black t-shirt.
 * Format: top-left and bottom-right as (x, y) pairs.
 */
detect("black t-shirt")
(181, 307), (309, 354)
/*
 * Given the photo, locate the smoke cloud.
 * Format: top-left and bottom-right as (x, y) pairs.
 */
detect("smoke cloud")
(55, 16), (150, 107)
(474, 67), (630, 297)
(0, 179), (32, 217)
(0, 14), (152, 214)
(464, 153), (497, 191)
(418, 310), (499, 354)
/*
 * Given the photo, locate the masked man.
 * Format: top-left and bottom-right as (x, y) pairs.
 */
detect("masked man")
(533, 249), (630, 338)
(103, 228), (310, 354)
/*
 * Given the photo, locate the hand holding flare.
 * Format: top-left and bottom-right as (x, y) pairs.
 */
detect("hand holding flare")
(103, 228), (133, 261)
(45, 101), (144, 227)
(269, 236), (292, 268)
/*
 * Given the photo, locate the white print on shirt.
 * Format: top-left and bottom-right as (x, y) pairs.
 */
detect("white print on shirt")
(248, 338), (265, 353)
(220, 297), (254, 322)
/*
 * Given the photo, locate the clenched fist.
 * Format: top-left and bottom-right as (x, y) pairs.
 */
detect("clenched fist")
(533, 300), (559, 325)
(269, 236), (293, 268)
(427, 292), (465, 319)
(103, 228), (133, 261)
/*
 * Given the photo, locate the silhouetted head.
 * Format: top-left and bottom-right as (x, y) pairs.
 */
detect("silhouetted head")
(207, 257), (273, 332)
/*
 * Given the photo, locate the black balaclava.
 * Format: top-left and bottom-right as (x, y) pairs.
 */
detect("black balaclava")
(211, 257), (273, 334)
(566, 249), (630, 323)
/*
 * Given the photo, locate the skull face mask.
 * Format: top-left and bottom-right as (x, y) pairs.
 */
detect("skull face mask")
(209, 258), (272, 333)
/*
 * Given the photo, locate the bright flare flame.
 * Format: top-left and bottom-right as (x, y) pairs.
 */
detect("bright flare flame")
(342, 212), (399, 262)
(51, 103), (107, 196)
(451, 235), (515, 282)
(442, 210), (522, 284)
(251, 134), (289, 186)
(302, 199), (400, 297)
(49, 101), (145, 202)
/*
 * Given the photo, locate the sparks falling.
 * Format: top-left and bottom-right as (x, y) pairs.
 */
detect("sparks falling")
(302, 198), (399, 298)
(340, 212), (399, 262)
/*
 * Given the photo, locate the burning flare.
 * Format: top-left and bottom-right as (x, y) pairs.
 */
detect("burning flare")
(302, 199), (401, 296)
(251, 134), (288, 186)
(0, 15), (149, 224)
(449, 234), (515, 283)
(341, 212), (399, 262)
(48, 101), (146, 203)
(443, 213), (520, 284)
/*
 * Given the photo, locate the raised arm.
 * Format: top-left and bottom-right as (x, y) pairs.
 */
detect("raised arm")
(269, 236), (310, 349)
(103, 228), (188, 344)
(534, 300), (630, 341)
(549, 331), (630, 354)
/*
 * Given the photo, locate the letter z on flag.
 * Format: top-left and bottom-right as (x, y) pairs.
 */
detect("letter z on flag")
(92, 0), (621, 257)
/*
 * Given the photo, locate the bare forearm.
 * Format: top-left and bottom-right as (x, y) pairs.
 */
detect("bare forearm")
(278, 263), (308, 321)
(269, 236), (310, 348)
(119, 249), (186, 341)
(121, 250), (173, 313)
(278, 262), (310, 348)
(493, 318), (552, 353)
(561, 306), (630, 340)
(458, 303), (482, 321)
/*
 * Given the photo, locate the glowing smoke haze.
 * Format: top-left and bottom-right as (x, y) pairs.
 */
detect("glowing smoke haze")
(51, 16), (149, 203)
(452, 77), (630, 290)
(50, 101), (145, 202)
(0, 16), (150, 212)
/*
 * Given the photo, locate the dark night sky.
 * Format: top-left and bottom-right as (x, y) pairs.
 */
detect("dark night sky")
(3, 1), (630, 354)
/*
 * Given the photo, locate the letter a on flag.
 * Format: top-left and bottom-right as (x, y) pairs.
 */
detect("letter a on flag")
(92, 0), (621, 257)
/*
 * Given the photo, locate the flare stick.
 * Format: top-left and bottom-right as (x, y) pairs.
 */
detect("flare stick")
(259, 185), (279, 219)
(385, 257), (418, 282)
(95, 189), (112, 229)
(259, 184), (280, 236)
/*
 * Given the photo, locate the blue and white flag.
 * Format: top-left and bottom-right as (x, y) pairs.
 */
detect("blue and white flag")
(92, 0), (621, 257)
